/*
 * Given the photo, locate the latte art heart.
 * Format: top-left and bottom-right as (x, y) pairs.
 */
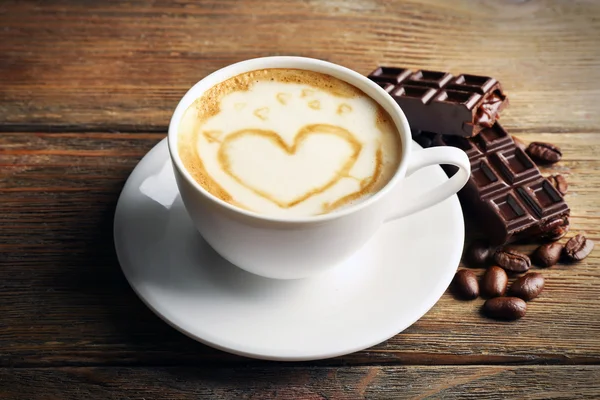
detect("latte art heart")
(178, 68), (402, 217)
(219, 125), (362, 208)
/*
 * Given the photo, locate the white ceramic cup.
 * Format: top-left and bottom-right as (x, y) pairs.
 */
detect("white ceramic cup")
(168, 57), (470, 279)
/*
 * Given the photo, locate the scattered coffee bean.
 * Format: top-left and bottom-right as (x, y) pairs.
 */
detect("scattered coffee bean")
(510, 273), (545, 301)
(452, 270), (479, 300)
(526, 141), (562, 164)
(482, 266), (508, 298)
(545, 222), (569, 241)
(512, 135), (527, 152)
(547, 174), (568, 195)
(564, 234), (595, 261)
(540, 216), (569, 242)
(532, 242), (563, 267)
(494, 248), (531, 272)
(465, 240), (495, 268)
(483, 297), (527, 320)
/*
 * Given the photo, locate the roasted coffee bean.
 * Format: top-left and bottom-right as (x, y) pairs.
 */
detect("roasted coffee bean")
(512, 135), (527, 152)
(482, 266), (508, 298)
(452, 270), (479, 300)
(533, 242), (563, 267)
(540, 216), (569, 236)
(510, 273), (545, 301)
(564, 234), (595, 261)
(526, 141), (562, 164)
(540, 216), (569, 241)
(483, 297), (527, 320)
(547, 174), (568, 195)
(545, 222), (569, 241)
(494, 248), (531, 272)
(465, 240), (495, 268)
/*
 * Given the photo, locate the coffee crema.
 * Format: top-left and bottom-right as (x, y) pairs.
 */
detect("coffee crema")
(178, 68), (402, 217)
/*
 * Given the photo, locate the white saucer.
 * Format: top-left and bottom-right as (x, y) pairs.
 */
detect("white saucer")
(114, 139), (464, 361)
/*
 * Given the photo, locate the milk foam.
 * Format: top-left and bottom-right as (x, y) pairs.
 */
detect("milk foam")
(178, 69), (401, 217)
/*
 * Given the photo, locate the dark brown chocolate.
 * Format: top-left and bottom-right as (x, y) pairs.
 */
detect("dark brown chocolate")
(368, 67), (509, 137)
(415, 124), (570, 244)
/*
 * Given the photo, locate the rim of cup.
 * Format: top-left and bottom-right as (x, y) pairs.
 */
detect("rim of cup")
(167, 56), (412, 224)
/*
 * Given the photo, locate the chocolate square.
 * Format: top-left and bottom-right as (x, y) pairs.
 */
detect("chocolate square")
(491, 147), (538, 185)
(448, 74), (498, 94)
(368, 67), (412, 84)
(392, 85), (437, 104)
(434, 90), (482, 110)
(407, 70), (454, 88)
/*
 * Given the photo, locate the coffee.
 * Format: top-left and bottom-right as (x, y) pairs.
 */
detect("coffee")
(452, 270), (479, 300)
(481, 266), (508, 298)
(532, 242), (563, 267)
(483, 297), (527, 320)
(178, 68), (402, 217)
(509, 273), (545, 301)
(493, 247), (531, 272)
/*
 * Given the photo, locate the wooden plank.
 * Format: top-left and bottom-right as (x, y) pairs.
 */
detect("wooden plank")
(0, 132), (599, 367)
(1, 366), (599, 399)
(1, 0), (599, 131)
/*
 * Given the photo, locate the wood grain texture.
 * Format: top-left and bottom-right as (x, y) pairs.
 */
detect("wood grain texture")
(1, 0), (600, 396)
(1, 366), (599, 399)
(1, 0), (599, 132)
(1, 132), (598, 368)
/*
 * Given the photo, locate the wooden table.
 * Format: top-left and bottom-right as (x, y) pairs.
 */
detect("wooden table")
(1, 1), (599, 398)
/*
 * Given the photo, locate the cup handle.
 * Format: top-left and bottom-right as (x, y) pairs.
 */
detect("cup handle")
(384, 147), (470, 222)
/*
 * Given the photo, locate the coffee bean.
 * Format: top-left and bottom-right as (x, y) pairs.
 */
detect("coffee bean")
(532, 242), (563, 267)
(510, 273), (545, 301)
(465, 240), (495, 268)
(512, 135), (527, 152)
(547, 174), (568, 195)
(564, 234), (595, 261)
(540, 216), (569, 241)
(483, 297), (527, 320)
(544, 222), (569, 241)
(482, 266), (508, 298)
(526, 142), (562, 164)
(494, 248), (531, 272)
(540, 216), (569, 236)
(452, 270), (479, 300)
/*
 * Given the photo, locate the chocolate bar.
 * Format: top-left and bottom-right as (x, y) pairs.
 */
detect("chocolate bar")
(368, 67), (508, 137)
(414, 124), (570, 244)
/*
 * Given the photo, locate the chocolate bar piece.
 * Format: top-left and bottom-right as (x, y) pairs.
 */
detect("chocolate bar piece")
(414, 124), (569, 244)
(368, 67), (508, 137)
